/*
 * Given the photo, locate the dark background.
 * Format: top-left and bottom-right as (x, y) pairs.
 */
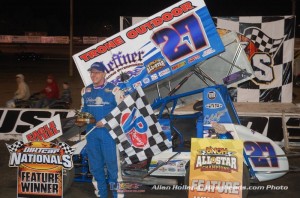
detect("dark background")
(0, 0), (299, 37)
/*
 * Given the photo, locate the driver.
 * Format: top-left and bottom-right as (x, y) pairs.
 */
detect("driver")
(80, 62), (124, 198)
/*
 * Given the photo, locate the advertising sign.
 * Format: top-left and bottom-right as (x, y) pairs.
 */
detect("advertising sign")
(73, 0), (224, 93)
(22, 114), (63, 143)
(6, 141), (74, 198)
(0, 108), (75, 140)
(189, 138), (243, 198)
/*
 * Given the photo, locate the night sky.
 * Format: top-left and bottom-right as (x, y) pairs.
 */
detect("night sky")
(0, 0), (298, 37)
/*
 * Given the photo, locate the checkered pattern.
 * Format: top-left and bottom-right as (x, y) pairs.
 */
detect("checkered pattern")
(244, 27), (284, 57)
(6, 141), (24, 153)
(214, 16), (295, 102)
(101, 86), (171, 164)
(58, 142), (75, 155)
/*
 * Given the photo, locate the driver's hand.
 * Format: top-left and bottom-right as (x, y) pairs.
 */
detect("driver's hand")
(96, 120), (104, 128)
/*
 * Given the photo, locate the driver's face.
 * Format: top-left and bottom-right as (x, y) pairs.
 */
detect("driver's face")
(90, 68), (106, 86)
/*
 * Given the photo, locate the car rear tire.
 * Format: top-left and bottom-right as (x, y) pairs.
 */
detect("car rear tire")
(63, 168), (75, 194)
(242, 164), (250, 198)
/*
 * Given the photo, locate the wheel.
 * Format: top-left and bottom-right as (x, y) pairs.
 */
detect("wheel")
(184, 161), (190, 193)
(63, 167), (75, 194)
(242, 164), (250, 198)
(184, 165), (189, 186)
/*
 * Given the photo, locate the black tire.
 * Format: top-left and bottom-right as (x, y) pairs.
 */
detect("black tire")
(242, 164), (250, 198)
(63, 167), (75, 194)
(184, 161), (190, 192)
(184, 166), (189, 185)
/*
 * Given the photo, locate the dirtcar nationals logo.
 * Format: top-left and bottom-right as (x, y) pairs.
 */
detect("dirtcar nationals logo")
(6, 141), (74, 198)
(195, 146), (238, 173)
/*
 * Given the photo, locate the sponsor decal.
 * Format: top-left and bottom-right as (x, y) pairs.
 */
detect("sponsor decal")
(207, 91), (216, 99)
(150, 74), (158, 81)
(205, 103), (223, 109)
(203, 109), (227, 125)
(146, 59), (166, 74)
(6, 141), (74, 198)
(195, 146), (238, 172)
(126, 1), (196, 39)
(79, 36), (125, 62)
(106, 51), (144, 73)
(133, 81), (142, 88)
(171, 61), (186, 71)
(188, 54), (200, 63)
(105, 50), (145, 85)
(85, 87), (92, 92)
(86, 97), (110, 106)
(202, 48), (216, 57)
(158, 68), (171, 77)
(121, 107), (148, 148)
(142, 77), (150, 84)
(149, 159), (188, 176)
(22, 114), (62, 143)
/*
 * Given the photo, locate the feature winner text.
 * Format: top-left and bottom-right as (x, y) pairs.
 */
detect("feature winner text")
(20, 172), (59, 194)
(190, 179), (240, 194)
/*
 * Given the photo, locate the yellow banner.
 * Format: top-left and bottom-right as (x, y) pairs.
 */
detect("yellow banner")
(189, 138), (243, 198)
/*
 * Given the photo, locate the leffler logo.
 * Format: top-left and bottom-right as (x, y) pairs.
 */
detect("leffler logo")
(121, 107), (148, 148)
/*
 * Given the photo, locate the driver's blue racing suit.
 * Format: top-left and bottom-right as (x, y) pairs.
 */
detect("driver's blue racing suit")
(81, 82), (123, 198)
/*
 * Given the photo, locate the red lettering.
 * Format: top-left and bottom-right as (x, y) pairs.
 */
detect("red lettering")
(26, 133), (34, 142)
(29, 131), (42, 141)
(96, 46), (107, 54)
(162, 12), (173, 22)
(151, 17), (163, 27)
(135, 26), (147, 35)
(78, 36), (125, 62)
(49, 121), (59, 135)
(180, 1), (195, 12)
(104, 40), (117, 50)
(37, 127), (49, 140)
(43, 125), (54, 137)
(171, 7), (183, 17)
(79, 53), (89, 62)
(24, 121), (60, 142)
(126, 1), (196, 39)
(113, 36), (125, 45)
(127, 29), (139, 39)
(79, 49), (98, 62)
